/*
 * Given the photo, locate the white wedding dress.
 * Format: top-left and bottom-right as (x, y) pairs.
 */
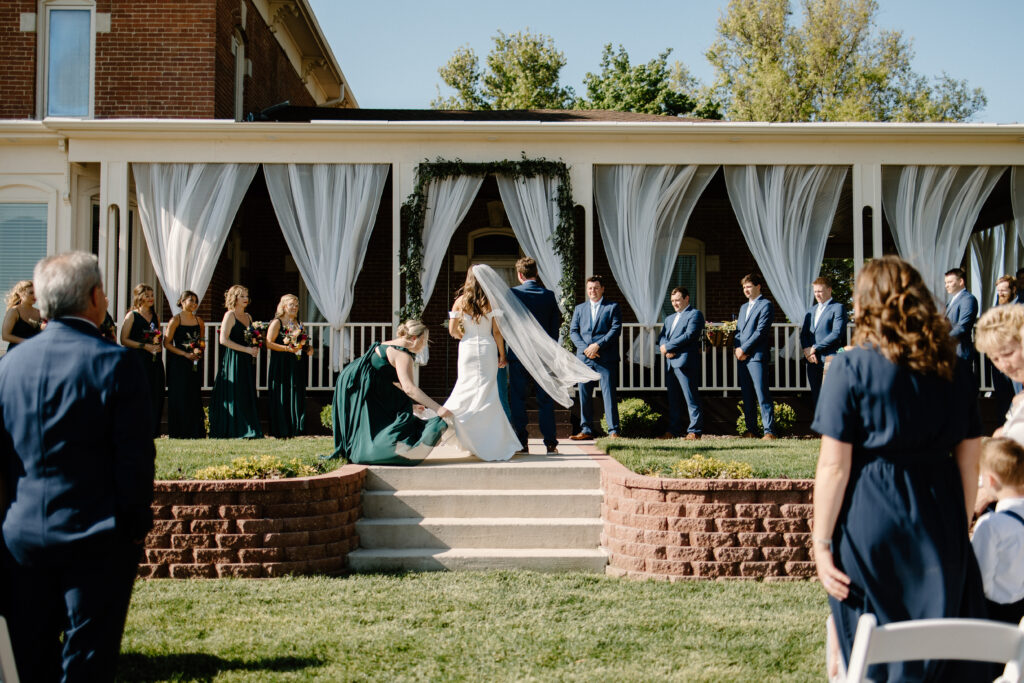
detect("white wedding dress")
(440, 311), (521, 462)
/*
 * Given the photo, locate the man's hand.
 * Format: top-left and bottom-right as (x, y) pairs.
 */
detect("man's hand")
(585, 343), (600, 359)
(665, 352), (676, 359)
(660, 344), (668, 355)
(807, 350), (818, 365)
(734, 348), (748, 361)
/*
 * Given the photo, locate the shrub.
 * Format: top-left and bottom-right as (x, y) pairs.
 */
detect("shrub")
(735, 400), (796, 436)
(670, 454), (754, 479)
(601, 398), (662, 437)
(194, 455), (327, 480)
(320, 404), (333, 431)
(203, 406), (210, 436)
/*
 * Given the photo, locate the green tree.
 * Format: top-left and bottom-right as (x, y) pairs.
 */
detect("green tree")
(579, 44), (722, 118)
(433, 30), (575, 110)
(706, 0), (986, 122)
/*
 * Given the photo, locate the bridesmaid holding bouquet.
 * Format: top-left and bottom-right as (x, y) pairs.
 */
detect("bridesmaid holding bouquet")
(163, 290), (207, 438)
(120, 283), (165, 437)
(266, 294), (311, 438)
(209, 284), (263, 439)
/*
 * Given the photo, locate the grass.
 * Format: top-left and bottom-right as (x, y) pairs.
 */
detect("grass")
(154, 437), (336, 480)
(597, 436), (821, 479)
(120, 572), (828, 682)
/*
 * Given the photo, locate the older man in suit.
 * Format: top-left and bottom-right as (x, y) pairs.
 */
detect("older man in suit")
(658, 287), (705, 440)
(0, 252), (155, 682)
(508, 257), (563, 454)
(569, 275), (622, 439)
(800, 276), (846, 408)
(734, 273), (776, 439)
(945, 267), (980, 383)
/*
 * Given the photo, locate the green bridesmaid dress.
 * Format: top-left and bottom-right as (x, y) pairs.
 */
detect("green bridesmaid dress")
(267, 320), (307, 438)
(166, 320), (206, 439)
(330, 342), (448, 465)
(209, 318), (263, 439)
(126, 310), (165, 438)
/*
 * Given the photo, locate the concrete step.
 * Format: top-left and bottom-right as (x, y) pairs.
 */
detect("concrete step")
(364, 453), (600, 492)
(356, 517), (603, 549)
(362, 489), (603, 519)
(347, 547), (609, 573)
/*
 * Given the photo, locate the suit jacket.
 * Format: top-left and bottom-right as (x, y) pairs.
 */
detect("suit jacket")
(657, 306), (705, 371)
(734, 296), (774, 361)
(570, 298), (622, 367)
(0, 318), (155, 565)
(799, 300), (846, 358)
(510, 279), (561, 341)
(946, 290), (979, 360)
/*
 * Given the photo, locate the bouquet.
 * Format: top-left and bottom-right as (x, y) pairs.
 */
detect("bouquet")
(183, 330), (206, 372)
(282, 322), (309, 358)
(244, 321), (267, 364)
(99, 314), (116, 342)
(141, 322), (162, 361)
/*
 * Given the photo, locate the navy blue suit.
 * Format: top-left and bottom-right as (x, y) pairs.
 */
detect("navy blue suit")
(570, 298), (622, 434)
(0, 318), (155, 682)
(945, 289), (979, 361)
(508, 279), (562, 449)
(658, 306), (705, 435)
(734, 295), (775, 435)
(799, 299), (846, 406)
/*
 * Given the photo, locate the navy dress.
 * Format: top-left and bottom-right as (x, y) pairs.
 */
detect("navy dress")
(812, 347), (992, 682)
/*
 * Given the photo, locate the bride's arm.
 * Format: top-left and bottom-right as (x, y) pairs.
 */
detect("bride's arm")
(391, 349), (453, 419)
(491, 316), (507, 368)
(448, 297), (464, 339)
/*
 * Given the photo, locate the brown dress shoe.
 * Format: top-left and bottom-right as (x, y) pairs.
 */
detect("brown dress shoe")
(761, 433), (777, 441)
(607, 432), (621, 439)
(658, 432), (676, 440)
(740, 432), (755, 439)
(569, 432), (592, 441)
(684, 433), (701, 441)
(546, 444), (558, 454)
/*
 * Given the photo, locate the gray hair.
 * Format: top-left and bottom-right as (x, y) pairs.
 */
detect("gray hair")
(33, 251), (103, 319)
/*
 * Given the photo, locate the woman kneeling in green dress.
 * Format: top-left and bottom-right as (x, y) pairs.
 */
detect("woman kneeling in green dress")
(330, 319), (452, 465)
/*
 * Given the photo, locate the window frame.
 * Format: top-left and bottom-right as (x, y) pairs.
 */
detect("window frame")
(36, 0), (97, 119)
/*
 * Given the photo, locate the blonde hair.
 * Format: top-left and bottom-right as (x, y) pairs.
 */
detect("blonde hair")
(275, 294), (299, 320)
(981, 437), (1024, 487)
(224, 285), (248, 310)
(396, 319), (427, 340)
(975, 304), (1024, 356)
(5, 280), (32, 309)
(852, 256), (956, 381)
(454, 266), (490, 321)
(131, 283), (154, 311)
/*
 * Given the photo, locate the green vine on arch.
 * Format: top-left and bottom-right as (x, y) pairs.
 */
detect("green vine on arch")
(399, 155), (578, 346)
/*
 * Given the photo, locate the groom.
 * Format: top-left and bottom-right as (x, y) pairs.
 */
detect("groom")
(508, 257), (563, 454)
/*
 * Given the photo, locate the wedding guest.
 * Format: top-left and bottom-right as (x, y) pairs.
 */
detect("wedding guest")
(209, 285), (263, 439)
(944, 268), (979, 383)
(2, 280), (43, 351)
(991, 275), (1020, 415)
(976, 304), (1024, 444)
(799, 277), (846, 408)
(569, 275), (622, 440)
(266, 294), (311, 438)
(0, 252), (154, 682)
(734, 274), (775, 439)
(163, 290), (206, 439)
(971, 437), (1024, 624)
(657, 286), (704, 440)
(329, 319), (451, 464)
(120, 283), (165, 438)
(813, 256), (990, 682)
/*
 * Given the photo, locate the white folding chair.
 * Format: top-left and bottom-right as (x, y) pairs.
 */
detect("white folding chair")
(0, 615), (18, 683)
(844, 613), (1024, 683)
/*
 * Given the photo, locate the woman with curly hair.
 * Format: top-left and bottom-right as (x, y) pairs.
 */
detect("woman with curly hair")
(266, 294), (311, 438)
(812, 256), (990, 682)
(120, 283), (165, 437)
(2, 280), (43, 352)
(209, 284), (263, 439)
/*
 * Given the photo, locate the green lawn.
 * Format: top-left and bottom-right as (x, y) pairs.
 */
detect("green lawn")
(597, 436), (821, 479)
(120, 572), (828, 682)
(154, 437), (336, 480)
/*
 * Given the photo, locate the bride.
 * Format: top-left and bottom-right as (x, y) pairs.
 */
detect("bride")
(438, 264), (599, 461)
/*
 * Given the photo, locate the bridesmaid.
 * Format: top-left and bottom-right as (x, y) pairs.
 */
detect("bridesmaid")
(2, 280), (43, 352)
(209, 284), (263, 439)
(266, 294), (311, 438)
(120, 283), (165, 437)
(163, 290), (207, 439)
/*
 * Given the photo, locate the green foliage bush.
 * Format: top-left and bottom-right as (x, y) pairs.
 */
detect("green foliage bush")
(194, 455), (327, 480)
(601, 397), (662, 437)
(203, 406), (210, 436)
(735, 400), (796, 436)
(320, 404), (333, 431)
(670, 454), (754, 479)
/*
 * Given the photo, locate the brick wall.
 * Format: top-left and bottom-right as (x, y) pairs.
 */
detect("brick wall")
(594, 454), (816, 581)
(0, 1), (37, 119)
(142, 464), (365, 578)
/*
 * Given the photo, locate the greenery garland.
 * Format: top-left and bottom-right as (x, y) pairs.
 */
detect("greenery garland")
(400, 155), (578, 346)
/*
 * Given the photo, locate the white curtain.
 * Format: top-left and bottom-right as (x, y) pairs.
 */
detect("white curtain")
(495, 174), (565, 313)
(264, 163), (389, 371)
(420, 175), (485, 308)
(969, 222), (1021, 311)
(881, 165), (1007, 302)
(132, 163), (257, 313)
(724, 165), (848, 356)
(594, 164), (719, 367)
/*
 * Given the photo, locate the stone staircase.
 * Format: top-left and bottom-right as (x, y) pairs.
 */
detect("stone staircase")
(347, 444), (608, 572)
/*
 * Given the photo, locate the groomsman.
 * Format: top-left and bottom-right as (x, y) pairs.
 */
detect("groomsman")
(569, 275), (622, 439)
(508, 257), (562, 454)
(799, 277), (846, 408)
(734, 274), (776, 439)
(944, 267), (979, 381)
(658, 287), (705, 440)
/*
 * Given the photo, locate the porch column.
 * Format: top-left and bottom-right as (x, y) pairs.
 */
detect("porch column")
(98, 160), (129, 319)
(569, 162), (594, 278)
(852, 162), (883, 262)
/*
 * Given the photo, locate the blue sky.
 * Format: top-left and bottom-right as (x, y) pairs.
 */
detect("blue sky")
(308, 0), (1022, 123)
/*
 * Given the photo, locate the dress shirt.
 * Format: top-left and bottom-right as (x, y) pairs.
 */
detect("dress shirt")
(947, 288), (965, 310)
(972, 497), (1024, 604)
(813, 299), (831, 329)
(590, 298), (602, 330)
(669, 312), (680, 335)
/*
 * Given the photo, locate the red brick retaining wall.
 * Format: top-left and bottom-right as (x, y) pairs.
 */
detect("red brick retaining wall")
(141, 465), (365, 579)
(594, 455), (815, 581)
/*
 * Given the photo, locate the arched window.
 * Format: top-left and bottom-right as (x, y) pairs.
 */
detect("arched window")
(467, 226), (521, 287)
(661, 236), (706, 316)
